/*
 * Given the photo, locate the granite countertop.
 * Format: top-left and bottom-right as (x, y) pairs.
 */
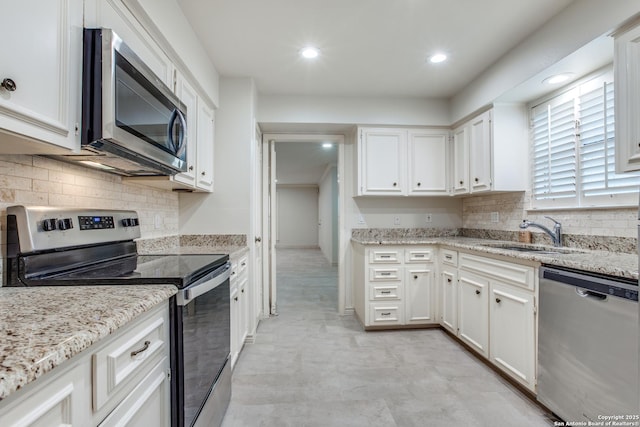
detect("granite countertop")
(168, 245), (250, 259)
(352, 236), (638, 280)
(0, 285), (177, 400)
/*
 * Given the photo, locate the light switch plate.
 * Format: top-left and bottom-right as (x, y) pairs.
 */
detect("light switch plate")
(491, 212), (499, 223)
(425, 213), (433, 223)
(393, 216), (401, 225)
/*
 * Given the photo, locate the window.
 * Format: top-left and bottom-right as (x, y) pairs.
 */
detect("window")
(530, 72), (640, 208)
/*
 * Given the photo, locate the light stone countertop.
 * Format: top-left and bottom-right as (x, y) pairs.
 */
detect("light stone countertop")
(352, 236), (638, 280)
(0, 285), (177, 400)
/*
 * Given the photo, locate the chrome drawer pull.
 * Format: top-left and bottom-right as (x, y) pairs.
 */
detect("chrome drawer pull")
(381, 312), (391, 316)
(380, 272), (391, 276)
(381, 290), (391, 294)
(475, 289), (481, 295)
(131, 340), (151, 357)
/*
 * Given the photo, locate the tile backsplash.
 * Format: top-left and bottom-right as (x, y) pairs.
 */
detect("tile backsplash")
(463, 192), (638, 238)
(0, 154), (180, 237)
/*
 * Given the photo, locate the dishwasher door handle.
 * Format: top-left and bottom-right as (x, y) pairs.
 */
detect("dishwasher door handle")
(575, 288), (608, 301)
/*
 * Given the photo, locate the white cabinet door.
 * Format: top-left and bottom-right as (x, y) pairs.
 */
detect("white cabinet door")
(358, 128), (405, 195)
(173, 72), (198, 187)
(0, 0), (82, 152)
(408, 130), (449, 195)
(489, 281), (536, 391)
(230, 285), (240, 368)
(615, 22), (640, 172)
(469, 111), (492, 192)
(458, 270), (489, 357)
(196, 103), (215, 191)
(404, 266), (435, 324)
(440, 266), (457, 334)
(452, 125), (469, 194)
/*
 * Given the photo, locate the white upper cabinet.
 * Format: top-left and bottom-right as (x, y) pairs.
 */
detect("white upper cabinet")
(358, 128), (406, 195)
(452, 125), (470, 195)
(0, 0), (83, 153)
(196, 102), (215, 191)
(408, 130), (449, 195)
(450, 105), (527, 195)
(84, 0), (173, 87)
(614, 20), (640, 173)
(357, 127), (449, 196)
(173, 72), (198, 187)
(469, 111), (492, 193)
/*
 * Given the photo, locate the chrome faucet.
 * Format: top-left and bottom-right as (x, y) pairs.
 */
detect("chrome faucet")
(520, 216), (563, 247)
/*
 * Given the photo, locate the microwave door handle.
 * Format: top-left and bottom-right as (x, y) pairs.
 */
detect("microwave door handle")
(175, 109), (187, 158)
(167, 109), (179, 153)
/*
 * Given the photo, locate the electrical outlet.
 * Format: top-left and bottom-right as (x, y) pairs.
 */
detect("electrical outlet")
(357, 214), (365, 225)
(154, 214), (162, 229)
(491, 212), (499, 223)
(393, 216), (401, 225)
(425, 213), (433, 223)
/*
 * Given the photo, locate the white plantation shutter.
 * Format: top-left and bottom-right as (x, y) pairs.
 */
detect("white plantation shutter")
(579, 82), (640, 200)
(531, 73), (640, 208)
(531, 93), (577, 203)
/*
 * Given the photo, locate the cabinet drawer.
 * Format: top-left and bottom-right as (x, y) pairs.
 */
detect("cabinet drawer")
(369, 284), (402, 301)
(369, 303), (403, 325)
(441, 249), (458, 266)
(459, 253), (534, 291)
(368, 249), (401, 264)
(93, 307), (168, 412)
(369, 267), (401, 281)
(98, 358), (170, 427)
(404, 248), (434, 263)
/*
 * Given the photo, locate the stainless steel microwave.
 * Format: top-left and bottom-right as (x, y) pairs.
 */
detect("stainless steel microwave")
(51, 28), (187, 176)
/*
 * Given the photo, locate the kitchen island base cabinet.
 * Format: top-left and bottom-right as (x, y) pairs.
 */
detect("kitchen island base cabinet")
(352, 244), (436, 329)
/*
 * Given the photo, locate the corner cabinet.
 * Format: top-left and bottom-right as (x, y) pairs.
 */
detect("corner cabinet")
(614, 19), (640, 172)
(451, 105), (527, 195)
(352, 243), (437, 328)
(357, 127), (449, 196)
(0, 0), (83, 153)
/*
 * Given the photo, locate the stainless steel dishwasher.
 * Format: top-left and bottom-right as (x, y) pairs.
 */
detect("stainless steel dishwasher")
(538, 265), (639, 422)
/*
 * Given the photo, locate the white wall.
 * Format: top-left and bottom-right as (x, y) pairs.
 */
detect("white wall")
(258, 95), (449, 126)
(450, 0), (640, 122)
(318, 165), (338, 264)
(179, 77), (256, 234)
(276, 186), (319, 248)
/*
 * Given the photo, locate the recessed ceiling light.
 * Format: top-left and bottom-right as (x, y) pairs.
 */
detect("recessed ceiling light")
(300, 46), (320, 59)
(322, 143), (333, 148)
(429, 53), (447, 64)
(543, 73), (574, 85)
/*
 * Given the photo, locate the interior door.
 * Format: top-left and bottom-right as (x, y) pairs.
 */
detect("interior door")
(263, 139), (278, 315)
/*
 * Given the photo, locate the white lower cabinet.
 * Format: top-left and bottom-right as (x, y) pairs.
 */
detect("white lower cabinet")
(457, 270), (489, 358)
(0, 302), (171, 427)
(454, 252), (537, 392)
(489, 281), (536, 390)
(353, 244), (436, 328)
(230, 253), (250, 368)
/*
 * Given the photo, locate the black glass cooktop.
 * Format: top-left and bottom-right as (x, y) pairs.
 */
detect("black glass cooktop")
(24, 254), (229, 288)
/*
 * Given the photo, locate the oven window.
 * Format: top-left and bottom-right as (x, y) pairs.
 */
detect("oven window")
(114, 51), (185, 159)
(181, 280), (230, 426)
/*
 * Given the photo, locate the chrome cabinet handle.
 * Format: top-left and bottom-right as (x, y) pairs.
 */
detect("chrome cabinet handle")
(201, 171), (206, 176)
(381, 312), (391, 316)
(495, 297), (501, 303)
(131, 340), (151, 357)
(474, 177), (479, 182)
(392, 182), (397, 187)
(417, 182), (421, 187)
(475, 289), (481, 295)
(413, 275), (418, 279)
(447, 278), (452, 283)
(188, 165), (194, 171)
(381, 290), (391, 294)
(1, 78), (16, 91)
(459, 180), (464, 185)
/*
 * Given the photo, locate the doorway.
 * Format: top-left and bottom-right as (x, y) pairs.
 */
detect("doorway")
(261, 133), (345, 316)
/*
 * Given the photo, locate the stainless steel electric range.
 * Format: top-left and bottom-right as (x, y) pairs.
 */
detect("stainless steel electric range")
(5, 205), (231, 427)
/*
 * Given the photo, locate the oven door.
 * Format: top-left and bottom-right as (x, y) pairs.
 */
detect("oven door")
(173, 263), (231, 427)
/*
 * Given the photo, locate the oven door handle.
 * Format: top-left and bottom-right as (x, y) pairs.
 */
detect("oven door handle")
(177, 263), (230, 306)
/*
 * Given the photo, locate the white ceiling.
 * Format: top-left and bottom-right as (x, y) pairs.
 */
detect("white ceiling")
(275, 141), (338, 185)
(177, 0), (576, 98)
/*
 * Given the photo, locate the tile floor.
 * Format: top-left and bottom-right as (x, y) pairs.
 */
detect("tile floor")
(221, 248), (554, 426)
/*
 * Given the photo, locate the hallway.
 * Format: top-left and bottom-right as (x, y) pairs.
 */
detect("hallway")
(221, 248), (553, 426)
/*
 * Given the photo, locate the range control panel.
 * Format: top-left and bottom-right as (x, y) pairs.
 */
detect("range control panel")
(7, 206), (141, 253)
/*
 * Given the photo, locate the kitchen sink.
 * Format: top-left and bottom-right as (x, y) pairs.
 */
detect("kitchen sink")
(479, 243), (585, 255)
